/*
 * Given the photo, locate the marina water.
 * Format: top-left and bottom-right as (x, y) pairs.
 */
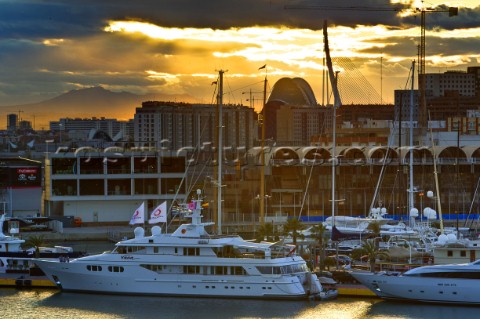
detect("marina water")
(1, 288), (477, 319)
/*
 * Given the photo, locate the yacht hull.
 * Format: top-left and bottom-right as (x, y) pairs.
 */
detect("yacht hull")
(351, 271), (480, 304)
(35, 259), (312, 300)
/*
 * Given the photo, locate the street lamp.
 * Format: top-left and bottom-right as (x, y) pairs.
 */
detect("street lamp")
(265, 194), (271, 218)
(256, 194), (271, 220)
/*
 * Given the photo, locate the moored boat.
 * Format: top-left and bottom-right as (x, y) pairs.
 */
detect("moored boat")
(35, 191), (330, 300)
(350, 260), (480, 304)
(0, 214), (84, 274)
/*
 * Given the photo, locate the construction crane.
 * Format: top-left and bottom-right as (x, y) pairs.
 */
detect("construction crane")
(285, 3), (458, 127)
(416, 6), (458, 127)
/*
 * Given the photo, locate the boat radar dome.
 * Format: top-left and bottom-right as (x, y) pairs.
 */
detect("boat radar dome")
(423, 207), (437, 220)
(409, 207), (419, 218)
(151, 226), (162, 236)
(447, 233), (457, 243)
(134, 227), (145, 238)
(438, 234), (448, 245)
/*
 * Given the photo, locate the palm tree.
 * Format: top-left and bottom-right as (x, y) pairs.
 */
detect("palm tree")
(361, 238), (389, 272)
(255, 222), (274, 242)
(24, 234), (46, 258)
(282, 218), (305, 246)
(309, 224), (329, 270)
(367, 221), (381, 237)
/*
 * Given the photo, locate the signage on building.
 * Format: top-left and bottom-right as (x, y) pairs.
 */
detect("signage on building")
(14, 167), (40, 186)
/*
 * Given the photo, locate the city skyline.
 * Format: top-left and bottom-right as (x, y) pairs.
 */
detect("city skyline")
(1, 0), (479, 127)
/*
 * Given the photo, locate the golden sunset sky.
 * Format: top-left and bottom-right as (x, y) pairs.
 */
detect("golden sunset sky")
(0, 0), (479, 126)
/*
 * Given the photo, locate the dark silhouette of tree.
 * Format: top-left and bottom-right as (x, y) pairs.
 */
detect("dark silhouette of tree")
(282, 218), (305, 246)
(256, 222), (274, 242)
(309, 224), (329, 270)
(24, 234), (46, 258)
(361, 238), (389, 272)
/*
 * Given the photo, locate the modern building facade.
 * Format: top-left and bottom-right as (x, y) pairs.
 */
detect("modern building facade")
(44, 150), (189, 224)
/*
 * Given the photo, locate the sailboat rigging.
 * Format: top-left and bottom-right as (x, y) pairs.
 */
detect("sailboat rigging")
(323, 21), (342, 237)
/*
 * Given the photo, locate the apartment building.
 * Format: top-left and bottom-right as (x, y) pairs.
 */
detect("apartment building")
(134, 101), (258, 150)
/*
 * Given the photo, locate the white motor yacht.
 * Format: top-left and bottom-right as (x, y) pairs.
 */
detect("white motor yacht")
(35, 192), (327, 300)
(351, 260), (480, 304)
(0, 214), (83, 274)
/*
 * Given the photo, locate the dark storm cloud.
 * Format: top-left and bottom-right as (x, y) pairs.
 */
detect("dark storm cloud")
(0, 1), (104, 39)
(360, 35), (480, 58)
(1, 1), (476, 38)
(0, 0), (480, 38)
(401, 5), (480, 30)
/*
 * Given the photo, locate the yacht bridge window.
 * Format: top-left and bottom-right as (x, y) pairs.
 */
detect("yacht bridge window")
(256, 264), (308, 275)
(408, 272), (480, 279)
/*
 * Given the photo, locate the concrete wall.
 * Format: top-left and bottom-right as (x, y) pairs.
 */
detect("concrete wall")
(63, 200), (145, 223)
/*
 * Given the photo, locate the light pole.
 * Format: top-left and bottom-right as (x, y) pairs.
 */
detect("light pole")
(265, 194), (271, 219)
(45, 139), (54, 158)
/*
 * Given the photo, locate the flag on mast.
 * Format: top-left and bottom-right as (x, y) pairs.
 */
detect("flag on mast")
(258, 64), (266, 70)
(149, 201), (167, 224)
(129, 202), (145, 225)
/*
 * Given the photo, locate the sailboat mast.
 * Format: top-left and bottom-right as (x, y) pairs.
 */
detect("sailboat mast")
(323, 21), (342, 229)
(409, 61), (415, 214)
(260, 73), (267, 224)
(332, 80), (337, 222)
(217, 70), (225, 235)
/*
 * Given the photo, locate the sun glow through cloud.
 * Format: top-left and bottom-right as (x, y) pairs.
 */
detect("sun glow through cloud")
(101, 17), (479, 104)
(105, 21), (425, 66)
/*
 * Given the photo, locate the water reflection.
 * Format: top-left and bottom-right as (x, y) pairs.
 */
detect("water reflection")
(1, 288), (478, 319)
(367, 300), (479, 319)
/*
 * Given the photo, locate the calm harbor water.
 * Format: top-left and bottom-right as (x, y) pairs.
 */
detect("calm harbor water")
(1, 288), (478, 319)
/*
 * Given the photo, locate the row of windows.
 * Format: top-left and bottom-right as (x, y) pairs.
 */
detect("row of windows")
(409, 271), (480, 279)
(140, 264), (247, 276)
(108, 266), (125, 272)
(256, 264), (309, 275)
(86, 265), (102, 271)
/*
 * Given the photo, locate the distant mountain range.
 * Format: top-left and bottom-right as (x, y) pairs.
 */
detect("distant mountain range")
(0, 86), (199, 129)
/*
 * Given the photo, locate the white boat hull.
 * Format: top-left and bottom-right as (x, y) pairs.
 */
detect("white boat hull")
(351, 271), (480, 304)
(35, 259), (314, 300)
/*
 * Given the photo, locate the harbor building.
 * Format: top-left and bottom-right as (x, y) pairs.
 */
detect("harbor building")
(43, 150), (189, 224)
(0, 157), (42, 217)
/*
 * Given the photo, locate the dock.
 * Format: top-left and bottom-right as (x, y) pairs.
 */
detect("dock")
(337, 284), (377, 297)
(0, 273), (55, 288)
